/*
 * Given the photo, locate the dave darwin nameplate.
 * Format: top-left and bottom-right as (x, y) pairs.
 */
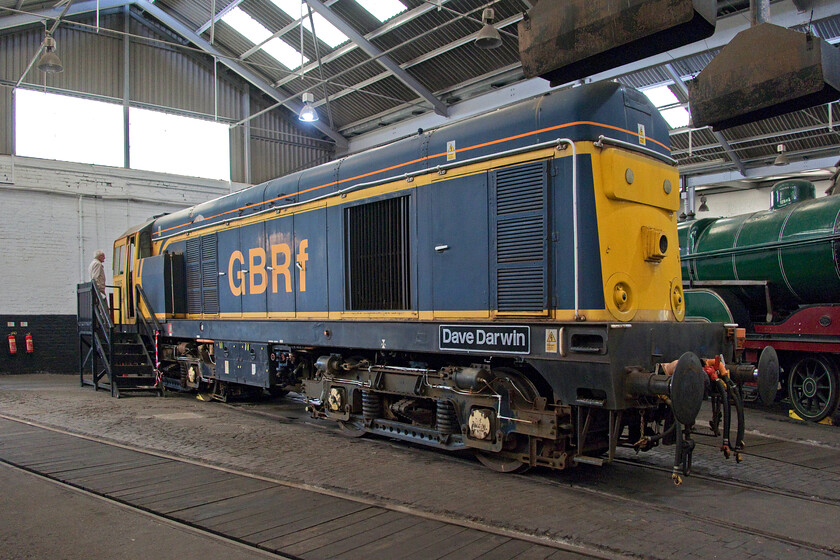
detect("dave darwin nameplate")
(439, 325), (530, 354)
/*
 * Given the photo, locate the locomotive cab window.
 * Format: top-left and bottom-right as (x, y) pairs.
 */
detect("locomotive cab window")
(345, 196), (411, 310)
(113, 244), (124, 276)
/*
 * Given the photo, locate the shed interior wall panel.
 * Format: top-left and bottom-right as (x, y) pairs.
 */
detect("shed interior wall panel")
(0, 154), (239, 315)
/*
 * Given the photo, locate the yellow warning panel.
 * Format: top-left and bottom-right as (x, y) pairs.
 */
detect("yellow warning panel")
(446, 140), (456, 161)
(545, 329), (558, 353)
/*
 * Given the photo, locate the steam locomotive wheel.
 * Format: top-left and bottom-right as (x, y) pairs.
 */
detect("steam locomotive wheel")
(788, 355), (840, 422)
(475, 367), (541, 474)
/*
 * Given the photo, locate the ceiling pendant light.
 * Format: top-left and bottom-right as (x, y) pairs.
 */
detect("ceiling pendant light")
(38, 33), (64, 74)
(774, 143), (789, 166)
(474, 8), (502, 50)
(698, 195), (709, 212)
(299, 92), (319, 122)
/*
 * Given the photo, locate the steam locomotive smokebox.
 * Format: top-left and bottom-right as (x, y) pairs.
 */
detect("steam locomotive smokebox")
(518, 0), (716, 86)
(688, 23), (840, 130)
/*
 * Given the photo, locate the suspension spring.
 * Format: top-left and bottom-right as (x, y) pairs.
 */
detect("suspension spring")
(436, 400), (458, 435)
(361, 390), (381, 422)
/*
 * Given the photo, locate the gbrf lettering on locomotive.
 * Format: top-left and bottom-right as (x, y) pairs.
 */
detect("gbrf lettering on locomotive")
(112, 82), (761, 479)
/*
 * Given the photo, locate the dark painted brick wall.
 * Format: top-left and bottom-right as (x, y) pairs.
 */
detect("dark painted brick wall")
(1, 315), (77, 374)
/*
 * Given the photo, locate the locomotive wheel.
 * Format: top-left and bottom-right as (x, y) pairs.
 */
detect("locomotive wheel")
(337, 418), (367, 438)
(473, 367), (541, 474)
(475, 450), (531, 473)
(788, 355), (840, 422)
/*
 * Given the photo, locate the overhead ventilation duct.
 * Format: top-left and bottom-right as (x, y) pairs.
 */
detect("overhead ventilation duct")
(518, 0), (716, 86)
(688, 23), (840, 130)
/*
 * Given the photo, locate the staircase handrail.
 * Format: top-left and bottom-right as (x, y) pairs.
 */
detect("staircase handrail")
(134, 284), (162, 380)
(135, 284), (162, 333)
(92, 284), (114, 335)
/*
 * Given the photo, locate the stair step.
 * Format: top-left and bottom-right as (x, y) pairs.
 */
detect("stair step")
(113, 365), (155, 376)
(114, 343), (146, 352)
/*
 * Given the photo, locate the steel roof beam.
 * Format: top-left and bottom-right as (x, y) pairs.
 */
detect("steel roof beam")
(303, 0), (448, 117)
(672, 121), (836, 155)
(134, 0), (348, 149)
(684, 153), (840, 186)
(197, 0), (244, 35)
(273, 0), (452, 89)
(312, 13), (523, 109)
(0, 0), (131, 30)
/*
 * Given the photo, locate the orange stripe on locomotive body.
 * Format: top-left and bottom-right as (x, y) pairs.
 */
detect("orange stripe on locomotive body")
(151, 82), (673, 241)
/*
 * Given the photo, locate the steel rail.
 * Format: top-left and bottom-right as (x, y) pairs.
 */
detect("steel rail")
(0, 413), (617, 560)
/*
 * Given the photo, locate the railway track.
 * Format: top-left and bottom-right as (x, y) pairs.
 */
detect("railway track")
(0, 458), (291, 560)
(0, 414), (616, 560)
(221, 397), (840, 559)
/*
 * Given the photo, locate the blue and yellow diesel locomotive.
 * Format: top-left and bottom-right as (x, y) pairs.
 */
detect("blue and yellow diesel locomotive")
(113, 82), (740, 474)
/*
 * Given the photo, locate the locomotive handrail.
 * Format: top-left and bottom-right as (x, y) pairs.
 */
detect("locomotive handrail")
(154, 137), (586, 242)
(134, 285), (162, 334)
(556, 138), (582, 321)
(134, 285), (161, 383)
(593, 135), (678, 166)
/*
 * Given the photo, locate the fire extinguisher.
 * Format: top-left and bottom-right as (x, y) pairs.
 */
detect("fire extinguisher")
(8, 333), (17, 355)
(25, 333), (33, 354)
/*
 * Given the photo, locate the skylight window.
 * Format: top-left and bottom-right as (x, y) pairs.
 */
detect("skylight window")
(270, 0), (303, 18)
(309, 13), (349, 48)
(642, 84), (679, 108)
(641, 83), (691, 129)
(660, 107), (691, 129)
(222, 7), (309, 69)
(269, 0), (348, 48)
(355, 0), (406, 22)
(222, 7), (271, 43)
(263, 38), (309, 69)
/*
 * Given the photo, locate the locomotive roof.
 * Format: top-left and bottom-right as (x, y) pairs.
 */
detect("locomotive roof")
(151, 81), (670, 241)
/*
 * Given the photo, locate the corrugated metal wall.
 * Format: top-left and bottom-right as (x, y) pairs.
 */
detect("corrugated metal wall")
(249, 96), (334, 184)
(128, 14), (242, 120)
(0, 8), (333, 184)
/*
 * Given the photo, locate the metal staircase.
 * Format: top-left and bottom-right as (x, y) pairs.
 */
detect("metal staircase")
(77, 283), (161, 398)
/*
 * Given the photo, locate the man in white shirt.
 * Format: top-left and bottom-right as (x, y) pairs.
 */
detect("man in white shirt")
(89, 250), (106, 295)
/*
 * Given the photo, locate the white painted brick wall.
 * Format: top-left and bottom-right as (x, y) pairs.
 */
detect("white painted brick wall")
(0, 155), (247, 315)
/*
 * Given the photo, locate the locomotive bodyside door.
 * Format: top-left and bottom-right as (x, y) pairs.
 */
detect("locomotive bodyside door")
(125, 234), (137, 323)
(112, 238), (126, 324)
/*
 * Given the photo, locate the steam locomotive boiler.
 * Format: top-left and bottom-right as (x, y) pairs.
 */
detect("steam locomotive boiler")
(110, 82), (745, 475)
(680, 180), (840, 422)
